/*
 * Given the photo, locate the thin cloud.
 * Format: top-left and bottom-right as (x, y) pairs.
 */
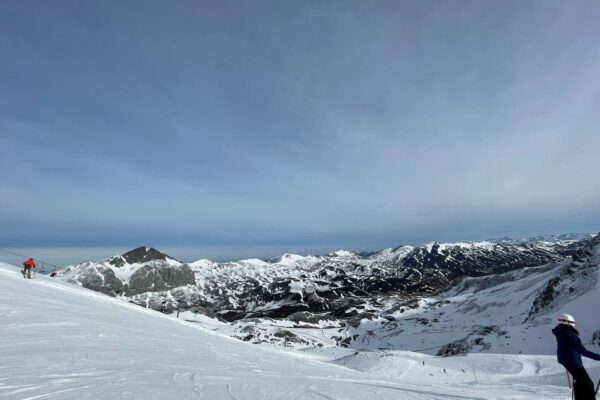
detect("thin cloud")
(0, 1), (598, 252)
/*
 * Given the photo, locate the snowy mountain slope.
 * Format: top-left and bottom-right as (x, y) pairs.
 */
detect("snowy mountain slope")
(0, 261), (587, 400)
(343, 234), (600, 356)
(180, 238), (580, 344)
(185, 237), (572, 323)
(51, 235), (593, 348)
(173, 235), (600, 352)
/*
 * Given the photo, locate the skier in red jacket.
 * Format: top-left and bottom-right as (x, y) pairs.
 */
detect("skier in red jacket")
(22, 258), (37, 279)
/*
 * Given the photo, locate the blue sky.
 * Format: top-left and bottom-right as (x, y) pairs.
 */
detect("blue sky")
(1, 1), (599, 262)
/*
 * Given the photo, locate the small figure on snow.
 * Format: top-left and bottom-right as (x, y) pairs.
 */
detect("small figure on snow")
(22, 258), (37, 279)
(552, 313), (600, 400)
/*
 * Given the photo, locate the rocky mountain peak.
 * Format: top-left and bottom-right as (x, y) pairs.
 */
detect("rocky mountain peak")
(58, 246), (194, 306)
(109, 246), (176, 267)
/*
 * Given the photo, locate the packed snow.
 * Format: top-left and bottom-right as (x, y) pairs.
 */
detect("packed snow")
(0, 261), (594, 400)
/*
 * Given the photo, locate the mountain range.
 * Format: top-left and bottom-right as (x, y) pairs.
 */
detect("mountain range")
(55, 233), (599, 352)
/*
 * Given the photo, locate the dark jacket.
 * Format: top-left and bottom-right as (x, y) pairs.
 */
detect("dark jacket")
(552, 324), (600, 369)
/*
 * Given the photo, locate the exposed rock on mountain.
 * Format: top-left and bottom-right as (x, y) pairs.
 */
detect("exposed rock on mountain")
(526, 235), (599, 321)
(109, 246), (178, 267)
(125, 264), (195, 296)
(60, 263), (125, 296)
(56, 247), (196, 310)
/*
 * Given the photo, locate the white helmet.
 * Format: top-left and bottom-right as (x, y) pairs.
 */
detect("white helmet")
(558, 313), (575, 326)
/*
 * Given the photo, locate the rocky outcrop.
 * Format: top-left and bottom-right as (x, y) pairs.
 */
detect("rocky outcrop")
(66, 263), (125, 296)
(125, 264), (196, 296)
(401, 242), (564, 279)
(57, 247), (196, 306)
(436, 337), (492, 356)
(526, 234), (600, 321)
(109, 246), (177, 267)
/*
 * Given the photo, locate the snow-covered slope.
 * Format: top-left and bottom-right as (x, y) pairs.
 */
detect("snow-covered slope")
(0, 261), (593, 400)
(344, 234), (600, 356)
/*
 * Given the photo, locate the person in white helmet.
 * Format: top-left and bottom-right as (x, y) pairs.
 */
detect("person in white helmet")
(552, 313), (600, 400)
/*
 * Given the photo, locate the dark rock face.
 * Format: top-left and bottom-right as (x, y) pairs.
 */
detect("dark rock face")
(58, 248), (195, 308)
(109, 246), (176, 266)
(527, 277), (561, 319)
(125, 264), (196, 296)
(231, 325), (314, 347)
(437, 337), (492, 356)
(74, 266), (124, 297)
(287, 311), (338, 325)
(401, 242), (564, 280)
(437, 338), (472, 356)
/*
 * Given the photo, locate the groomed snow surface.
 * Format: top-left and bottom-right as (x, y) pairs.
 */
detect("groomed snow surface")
(1, 262), (596, 400)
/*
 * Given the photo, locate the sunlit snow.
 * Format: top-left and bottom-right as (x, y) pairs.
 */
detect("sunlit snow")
(0, 261), (590, 399)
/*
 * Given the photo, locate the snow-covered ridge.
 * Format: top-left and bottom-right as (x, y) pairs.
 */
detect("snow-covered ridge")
(53, 234), (594, 347)
(179, 234), (599, 351)
(488, 232), (595, 245)
(190, 236), (575, 324)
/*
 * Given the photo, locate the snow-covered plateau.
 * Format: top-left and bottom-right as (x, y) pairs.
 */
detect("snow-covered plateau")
(1, 261), (597, 400)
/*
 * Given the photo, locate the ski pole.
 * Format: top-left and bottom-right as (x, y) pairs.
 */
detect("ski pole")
(565, 370), (574, 400)
(595, 377), (599, 396)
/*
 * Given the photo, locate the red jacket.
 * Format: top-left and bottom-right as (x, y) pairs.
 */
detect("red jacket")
(23, 258), (36, 267)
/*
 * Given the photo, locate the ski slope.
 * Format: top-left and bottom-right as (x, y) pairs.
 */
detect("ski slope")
(0, 262), (590, 400)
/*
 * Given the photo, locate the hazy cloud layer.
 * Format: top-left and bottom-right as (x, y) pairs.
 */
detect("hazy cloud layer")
(1, 1), (599, 254)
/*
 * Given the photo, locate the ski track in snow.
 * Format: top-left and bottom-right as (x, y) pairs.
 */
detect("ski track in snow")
(0, 262), (591, 399)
